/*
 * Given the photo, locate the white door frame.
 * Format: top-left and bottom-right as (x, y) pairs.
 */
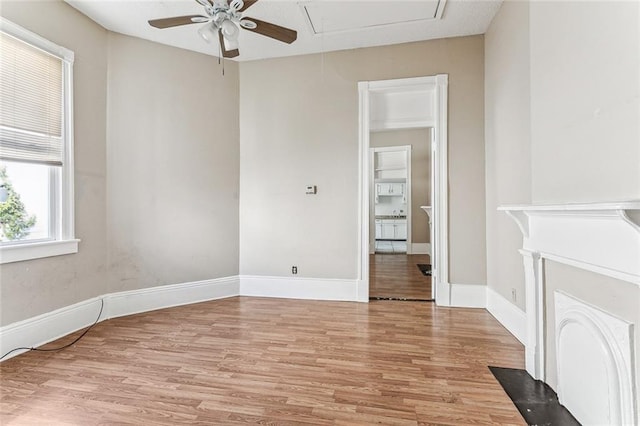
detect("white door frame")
(357, 75), (449, 305)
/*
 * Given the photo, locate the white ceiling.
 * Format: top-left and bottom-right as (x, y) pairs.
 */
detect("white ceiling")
(64, 0), (503, 62)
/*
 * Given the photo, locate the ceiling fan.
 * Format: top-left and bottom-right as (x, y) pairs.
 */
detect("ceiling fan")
(148, 0), (297, 59)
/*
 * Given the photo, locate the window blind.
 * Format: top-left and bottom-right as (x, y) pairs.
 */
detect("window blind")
(0, 30), (64, 166)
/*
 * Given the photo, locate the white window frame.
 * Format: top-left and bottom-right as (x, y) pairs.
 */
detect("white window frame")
(0, 18), (79, 264)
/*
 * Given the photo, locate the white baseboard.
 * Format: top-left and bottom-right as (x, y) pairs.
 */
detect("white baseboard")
(356, 279), (369, 303)
(240, 275), (359, 301)
(106, 276), (240, 319)
(449, 283), (487, 308)
(486, 287), (526, 345)
(0, 276), (239, 362)
(0, 296), (104, 361)
(411, 243), (431, 255)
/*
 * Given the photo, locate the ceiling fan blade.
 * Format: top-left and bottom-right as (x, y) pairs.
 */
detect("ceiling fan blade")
(218, 30), (240, 58)
(148, 15), (207, 29)
(241, 18), (297, 44)
(195, 0), (212, 6)
(238, 0), (258, 12)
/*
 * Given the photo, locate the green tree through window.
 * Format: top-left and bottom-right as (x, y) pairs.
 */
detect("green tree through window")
(0, 166), (36, 241)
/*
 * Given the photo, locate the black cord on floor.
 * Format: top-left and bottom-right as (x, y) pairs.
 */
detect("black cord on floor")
(0, 298), (104, 361)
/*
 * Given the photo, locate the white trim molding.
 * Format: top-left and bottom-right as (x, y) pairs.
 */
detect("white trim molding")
(106, 276), (240, 319)
(519, 248), (545, 380)
(240, 275), (358, 301)
(500, 201), (640, 282)
(432, 74), (449, 305)
(0, 296), (104, 361)
(486, 287), (526, 345)
(0, 239), (79, 264)
(358, 75), (449, 306)
(500, 201), (639, 420)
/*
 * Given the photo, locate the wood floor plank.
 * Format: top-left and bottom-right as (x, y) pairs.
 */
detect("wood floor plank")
(370, 253), (433, 299)
(1, 297), (525, 424)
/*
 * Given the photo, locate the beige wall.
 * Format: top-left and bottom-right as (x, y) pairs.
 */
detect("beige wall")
(0, 1), (240, 326)
(0, 1), (109, 325)
(239, 36), (486, 284)
(484, 1), (531, 310)
(485, 0), (639, 310)
(530, 1), (640, 203)
(370, 129), (431, 244)
(106, 33), (240, 292)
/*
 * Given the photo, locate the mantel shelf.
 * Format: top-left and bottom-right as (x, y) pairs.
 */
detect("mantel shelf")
(498, 201), (640, 238)
(499, 200), (640, 284)
(498, 201), (640, 212)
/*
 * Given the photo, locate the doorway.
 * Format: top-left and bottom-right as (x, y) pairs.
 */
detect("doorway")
(369, 131), (432, 300)
(357, 75), (449, 305)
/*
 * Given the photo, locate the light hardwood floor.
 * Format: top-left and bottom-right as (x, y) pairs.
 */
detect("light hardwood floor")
(0, 297), (525, 425)
(370, 254), (432, 300)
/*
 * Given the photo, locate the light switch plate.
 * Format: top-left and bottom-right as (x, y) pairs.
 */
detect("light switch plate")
(306, 185), (317, 194)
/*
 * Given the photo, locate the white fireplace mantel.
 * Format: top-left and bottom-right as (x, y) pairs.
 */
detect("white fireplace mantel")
(500, 201), (639, 425)
(500, 201), (640, 283)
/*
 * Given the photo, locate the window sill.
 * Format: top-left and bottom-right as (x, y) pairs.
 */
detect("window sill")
(0, 239), (80, 264)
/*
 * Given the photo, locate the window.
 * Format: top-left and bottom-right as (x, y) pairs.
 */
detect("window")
(0, 18), (77, 264)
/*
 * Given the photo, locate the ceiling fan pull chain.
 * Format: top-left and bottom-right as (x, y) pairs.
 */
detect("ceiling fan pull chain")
(217, 41), (225, 76)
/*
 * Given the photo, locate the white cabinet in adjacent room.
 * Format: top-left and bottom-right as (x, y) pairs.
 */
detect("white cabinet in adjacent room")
(375, 218), (407, 241)
(381, 222), (395, 239)
(375, 182), (406, 203)
(376, 182), (404, 196)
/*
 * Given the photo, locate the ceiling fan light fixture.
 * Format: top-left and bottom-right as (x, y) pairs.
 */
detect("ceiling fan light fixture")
(220, 31), (240, 52)
(221, 19), (239, 41)
(240, 19), (257, 30)
(198, 22), (217, 43)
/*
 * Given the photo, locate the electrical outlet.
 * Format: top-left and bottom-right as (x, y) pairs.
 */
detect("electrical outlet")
(292, 266), (298, 275)
(511, 288), (517, 302)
